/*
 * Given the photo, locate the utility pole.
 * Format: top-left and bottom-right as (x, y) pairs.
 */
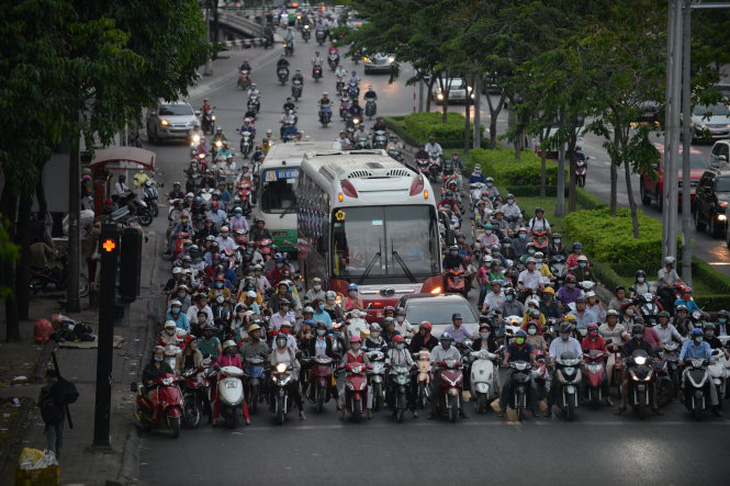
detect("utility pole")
(473, 75), (481, 149)
(66, 123), (81, 312)
(92, 224), (119, 449)
(680, 0), (693, 284)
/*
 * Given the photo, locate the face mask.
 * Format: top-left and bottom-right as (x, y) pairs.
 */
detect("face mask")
(694, 336), (703, 343)
(442, 341), (451, 349)
(514, 337), (525, 345)
(519, 234), (526, 240)
(371, 331), (380, 339)
(560, 333), (569, 341)
(480, 332), (490, 339)
(579, 262), (587, 268)
(485, 230), (492, 235)
(567, 283), (576, 289)
(396, 343), (405, 350)
(171, 308), (180, 315)
(632, 334), (642, 340)
(237, 311), (245, 318)
(281, 306), (290, 313)
(277, 263), (284, 268)
(317, 329), (326, 336)
(349, 291), (357, 297)
(719, 318), (727, 324)
(528, 328), (537, 336)
(507, 200), (514, 205)
(154, 356), (164, 362)
(506, 295), (513, 302)
(177, 292), (186, 299)
(705, 331), (714, 337)
(216, 282), (223, 289)
(589, 330), (598, 338)
(313, 284), (322, 291)
(554, 239), (561, 245)
(575, 249), (582, 254)
(318, 304), (325, 311)
(528, 249), (535, 255)
(450, 251), (458, 256)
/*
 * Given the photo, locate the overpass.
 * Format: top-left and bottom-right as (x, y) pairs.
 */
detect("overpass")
(217, 11), (284, 47)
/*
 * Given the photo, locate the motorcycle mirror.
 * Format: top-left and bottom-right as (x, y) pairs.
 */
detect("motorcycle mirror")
(195, 111), (201, 117)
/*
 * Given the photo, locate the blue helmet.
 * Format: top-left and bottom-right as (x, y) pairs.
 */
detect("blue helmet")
(691, 328), (703, 337)
(441, 332), (453, 341)
(515, 329), (527, 338)
(348, 283), (358, 291)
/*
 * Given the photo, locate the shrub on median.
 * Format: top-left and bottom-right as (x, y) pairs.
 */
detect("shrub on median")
(467, 148), (564, 186)
(385, 112), (479, 149)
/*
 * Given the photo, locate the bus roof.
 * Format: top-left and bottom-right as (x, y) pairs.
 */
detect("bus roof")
(300, 150), (435, 205)
(261, 141), (340, 170)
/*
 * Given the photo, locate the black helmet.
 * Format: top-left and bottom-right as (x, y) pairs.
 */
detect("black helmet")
(635, 269), (646, 277)
(631, 325), (644, 336)
(558, 322), (572, 334)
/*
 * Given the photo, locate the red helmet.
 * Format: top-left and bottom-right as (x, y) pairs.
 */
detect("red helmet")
(184, 335), (197, 345)
(420, 321), (432, 331)
(215, 275), (225, 282)
(393, 335), (405, 343)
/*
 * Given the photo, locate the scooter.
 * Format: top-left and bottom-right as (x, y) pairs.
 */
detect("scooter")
(708, 348), (729, 404)
(531, 230), (549, 251)
(636, 292), (661, 327)
(372, 130), (387, 149)
(271, 362), (295, 425)
(661, 341), (682, 396)
(143, 180), (159, 217)
(508, 360), (532, 421)
(29, 254), (90, 298)
(415, 153), (431, 176)
(469, 347), (501, 413)
(328, 52), (339, 70)
(178, 364), (209, 428)
(444, 268), (468, 296)
(312, 64), (323, 82)
(301, 24), (311, 42)
(554, 352), (582, 421)
(434, 358), (464, 422)
(238, 70), (251, 90)
(653, 355), (675, 407)
(345, 310), (369, 342)
(626, 349), (654, 416)
(319, 106), (332, 127)
(247, 94), (260, 115)
(238, 129), (254, 159)
(549, 254), (568, 288)
(309, 355), (335, 414)
(582, 350), (607, 408)
(201, 110), (216, 135)
(284, 42), (294, 56)
(367, 351), (387, 412)
(532, 350), (550, 401)
(414, 350), (431, 410)
(244, 356), (267, 415)
(684, 357), (711, 420)
(277, 66), (290, 85)
(131, 374), (183, 438)
(575, 158), (587, 187)
(315, 28), (326, 46)
(217, 365), (245, 428)
(291, 78), (303, 100)
(387, 364), (412, 423)
(342, 361), (370, 422)
(365, 99), (377, 119)
(355, 132), (370, 150)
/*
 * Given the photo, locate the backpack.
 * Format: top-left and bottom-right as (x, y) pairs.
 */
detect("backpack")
(55, 377), (79, 405)
(40, 385), (64, 424)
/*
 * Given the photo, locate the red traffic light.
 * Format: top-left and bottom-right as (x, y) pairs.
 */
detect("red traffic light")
(102, 239), (117, 252)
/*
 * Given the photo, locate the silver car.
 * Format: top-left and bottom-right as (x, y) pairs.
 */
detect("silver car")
(146, 101), (198, 144)
(691, 103), (730, 143)
(364, 54), (395, 75)
(431, 78), (475, 105)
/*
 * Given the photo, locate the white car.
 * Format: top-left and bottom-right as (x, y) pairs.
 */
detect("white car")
(146, 101), (199, 144)
(364, 54), (395, 74)
(431, 78), (475, 105)
(691, 103), (730, 143)
(709, 140), (730, 168)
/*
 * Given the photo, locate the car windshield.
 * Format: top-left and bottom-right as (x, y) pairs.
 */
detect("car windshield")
(717, 176), (730, 192)
(159, 104), (193, 116)
(693, 104), (730, 117)
(260, 168), (299, 213)
(690, 154), (709, 170)
(405, 299), (477, 326)
(331, 205), (440, 283)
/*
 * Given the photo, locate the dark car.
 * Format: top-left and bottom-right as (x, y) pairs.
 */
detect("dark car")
(694, 169), (730, 241)
(396, 293), (478, 338)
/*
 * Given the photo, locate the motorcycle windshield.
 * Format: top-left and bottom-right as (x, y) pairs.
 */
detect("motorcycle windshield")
(261, 168), (299, 214)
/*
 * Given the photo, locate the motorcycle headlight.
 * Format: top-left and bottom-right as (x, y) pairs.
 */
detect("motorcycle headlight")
(276, 363), (288, 373)
(215, 140), (222, 148)
(211, 115), (216, 121)
(192, 134), (200, 143)
(634, 356), (647, 366)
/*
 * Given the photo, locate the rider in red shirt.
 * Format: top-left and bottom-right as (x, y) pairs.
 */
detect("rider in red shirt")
(212, 340), (250, 425)
(581, 323), (608, 353)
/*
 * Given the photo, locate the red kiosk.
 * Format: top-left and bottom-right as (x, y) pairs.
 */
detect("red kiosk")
(89, 147), (156, 216)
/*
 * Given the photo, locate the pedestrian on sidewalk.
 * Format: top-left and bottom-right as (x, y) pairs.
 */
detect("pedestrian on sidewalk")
(38, 369), (65, 458)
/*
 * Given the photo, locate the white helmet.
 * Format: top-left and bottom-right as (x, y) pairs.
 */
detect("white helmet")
(223, 340), (237, 349)
(164, 320), (177, 329)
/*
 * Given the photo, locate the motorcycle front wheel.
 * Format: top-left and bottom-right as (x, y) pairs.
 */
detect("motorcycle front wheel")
(168, 416), (181, 438)
(183, 398), (201, 428)
(138, 209), (153, 227)
(448, 394), (459, 423)
(276, 394), (286, 425)
(249, 385), (259, 415)
(225, 406), (240, 429)
(315, 385), (325, 414)
(476, 394), (487, 414)
(78, 275), (90, 298)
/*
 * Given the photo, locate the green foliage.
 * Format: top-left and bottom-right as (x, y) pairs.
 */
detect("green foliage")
(0, 219), (20, 298)
(575, 187), (608, 210)
(403, 112), (470, 147)
(562, 208), (669, 266)
(467, 148), (563, 186)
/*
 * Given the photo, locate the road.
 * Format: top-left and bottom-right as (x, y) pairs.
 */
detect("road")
(136, 33), (730, 485)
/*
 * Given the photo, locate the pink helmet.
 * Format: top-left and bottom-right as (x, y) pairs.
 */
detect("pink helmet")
(349, 335), (361, 343)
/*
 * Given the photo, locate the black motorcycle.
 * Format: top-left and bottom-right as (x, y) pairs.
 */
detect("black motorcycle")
(508, 360), (532, 421)
(626, 349), (654, 416)
(386, 364), (412, 423)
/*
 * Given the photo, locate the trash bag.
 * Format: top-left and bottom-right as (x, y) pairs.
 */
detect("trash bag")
(34, 319), (53, 344)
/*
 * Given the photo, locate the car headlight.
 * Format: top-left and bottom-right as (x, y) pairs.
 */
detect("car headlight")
(718, 214), (727, 222)
(437, 93), (444, 100)
(160, 119), (169, 127)
(387, 57), (394, 63)
(363, 57), (370, 63)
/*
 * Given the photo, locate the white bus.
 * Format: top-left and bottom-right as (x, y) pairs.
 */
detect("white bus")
(297, 150), (443, 320)
(257, 141), (339, 253)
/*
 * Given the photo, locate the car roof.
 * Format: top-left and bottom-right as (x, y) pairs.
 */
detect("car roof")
(159, 101), (190, 106)
(397, 293), (469, 304)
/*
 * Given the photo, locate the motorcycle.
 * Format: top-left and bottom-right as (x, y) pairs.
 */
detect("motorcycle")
(661, 341), (682, 396)
(217, 365), (245, 428)
(319, 105), (332, 127)
(236, 179), (255, 212)
(413, 350), (432, 410)
(531, 230), (549, 251)
(308, 355), (335, 413)
(277, 66), (290, 85)
(328, 52), (339, 71)
(238, 70), (251, 90)
(301, 24), (311, 42)
(339, 98), (350, 120)
(653, 355), (675, 407)
(434, 358), (464, 422)
(365, 99), (377, 119)
(343, 361), (370, 422)
(271, 362), (295, 425)
(554, 352), (582, 420)
(372, 130), (388, 150)
(636, 292), (661, 327)
(347, 82), (360, 100)
(444, 268), (468, 296)
(143, 181), (159, 217)
(355, 132), (370, 150)
(351, 49), (362, 64)
(582, 350), (607, 408)
(575, 158), (587, 187)
(281, 120), (298, 142)
(415, 153), (431, 176)
(683, 357), (711, 420)
(29, 254), (90, 298)
(131, 374), (183, 438)
(312, 64), (323, 82)
(247, 94), (260, 115)
(367, 351), (386, 412)
(284, 42), (294, 56)
(315, 28), (326, 46)
(508, 360), (532, 421)
(469, 346), (501, 413)
(532, 350), (550, 401)
(201, 110), (216, 135)
(626, 349), (654, 416)
(708, 348), (729, 404)
(291, 78), (303, 100)
(238, 129), (254, 159)
(549, 254), (568, 288)
(387, 364), (412, 423)
(428, 156), (442, 183)
(244, 356), (267, 415)
(178, 364), (209, 428)
(336, 78), (345, 97)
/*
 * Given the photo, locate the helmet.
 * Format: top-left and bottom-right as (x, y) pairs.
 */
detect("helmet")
(632, 325), (644, 335)
(382, 317), (395, 328)
(535, 206), (544, 213)
(450, 244), (459, 251)
(325, 290), (337, 299)
(573, 242), (583, 249)
(347, 283), (358, 291)
(565, 274), (577, 284)
(164, 320), (177, 329)
(657, 311), (670, 319)
(440, 332), (453, 341)
(577, 255), (588, 262)
(370, 323), (381, 332)
(586, 323), (599, 331)
(691, 328), (703, 337)
(393, 335), (405, 343)
(349, 335), (361, 343)
(606, 309), (620, 317)
(484, 223), (493, 230)
(704, 322), (716, 330)
(170, 299), (182, 307)
(303, 306), (315, 315)
(664, 256), (676, 264)
(223, 340), (237, 349)
(322, 92), (329, 96)
(719, 309), (730, 317)
(184, 335), (197, 345)
(247, 324), (261, 333)
(515, 329), (527, 337)
(676, 304), (687, 312)
(279, 298), (291, 306)
(575, 295), (587, 303)
(635, 269), (646, 277)
(529, 309), (540, 318)
(420, 321), (432, 331)
(506, 193), (514, 200)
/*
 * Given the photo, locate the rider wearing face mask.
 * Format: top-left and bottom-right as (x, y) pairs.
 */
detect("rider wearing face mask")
(616, 325), (662, 415)
(343, 283), (363, 312)
(270, 299), (297, 332)
(304, 320), (341, 408)
(213, 340), (252, 426)
(630, 269), (650, 298)
(565, 242), (584, 270)
(581, 323), (612, 406)
(158, 320), (181, 347)
(385, 334), (418, 417)
(556, 274), (582, 307)
(270, 334), (307, 420)
(305, 277), (326, 305)
(393, 307), (415, 337)
(511, 227), (530, 258)
(547, 232), (566, 258)
(539, 287), (562, 320)
(312, 298), (333, 329)
(499, 193), (522, 220)
(364, 323), (388, 353)
(545, 323), (583, 417)
(678, 328), (722, 416)
(142, 346), (175, 400)
(525, 320), (547, 352)
(473, 322), (499, 352)
(429, 333), (467, 419)
(166, 300), (190, 331)
(500, 288), (525, 318)
(717, 309), (730, 337)
(499, 329), (538, 418)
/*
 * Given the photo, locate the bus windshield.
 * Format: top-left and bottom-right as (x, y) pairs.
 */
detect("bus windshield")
(331, 205), (440, 283)
(261, 168), (299, 213)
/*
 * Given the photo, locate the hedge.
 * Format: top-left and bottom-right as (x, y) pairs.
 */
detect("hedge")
(502, 185), (608, 208)
(692, 258), (730, 310)
(384, 112), (480, 149)
(562, 208), (667, 266)
(467, 148), (566, 186)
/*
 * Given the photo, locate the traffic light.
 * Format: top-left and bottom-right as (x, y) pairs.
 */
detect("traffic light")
(119, 226), (143, 303)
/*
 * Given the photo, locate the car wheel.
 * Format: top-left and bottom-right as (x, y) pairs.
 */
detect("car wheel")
(656, 189), (663, 211)
(640, 183), (651, 205)
(694, 208), (706, 232)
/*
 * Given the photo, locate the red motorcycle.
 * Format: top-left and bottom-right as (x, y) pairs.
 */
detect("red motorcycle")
(131, 373), (184, 438)
(236, 179), (255, 211)
(342, 362), (370, 422)
(308, 355), (335, 414)
(582, 350), (607, 407)
(444, 268), (468, 296)
(171, 231), (190, 260)
(531, 230), (550, 251)
(434, 358), (464, 423)
(257, 238), (273, 261)
(178, 364), (212, 428)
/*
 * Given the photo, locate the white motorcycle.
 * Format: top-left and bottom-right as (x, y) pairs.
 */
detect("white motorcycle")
(708, 348), (729, 401)
(217, 365), (245, 428)
(367, 351), (387, 412)
(469, 346), (502, 413)
(345, 310), (369, 341)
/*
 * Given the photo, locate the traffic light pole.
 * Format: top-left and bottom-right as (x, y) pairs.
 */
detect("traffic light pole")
(92, 223), (119, 449)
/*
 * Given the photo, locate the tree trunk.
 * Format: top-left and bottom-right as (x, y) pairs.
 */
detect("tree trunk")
(622, 141), (640, 238)
(441, 95), (448, 123)
(15, 194), (32, 320)
(539, 131), (547, 198)
(36, 175), (48, 218)
(610, 128), (619, 216)
(1, 190), (20, 342)
(485, 92), (506, 150)
(568, 136), (577, 213)
(425, 76), (436, 113)
(463, 85), (471, 152)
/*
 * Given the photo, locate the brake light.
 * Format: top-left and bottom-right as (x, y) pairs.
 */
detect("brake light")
(430, 286), (441, 295)
(409, 175), (424, 196)
(720, 201), (728, 207)
(341, 179), (358, 198)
